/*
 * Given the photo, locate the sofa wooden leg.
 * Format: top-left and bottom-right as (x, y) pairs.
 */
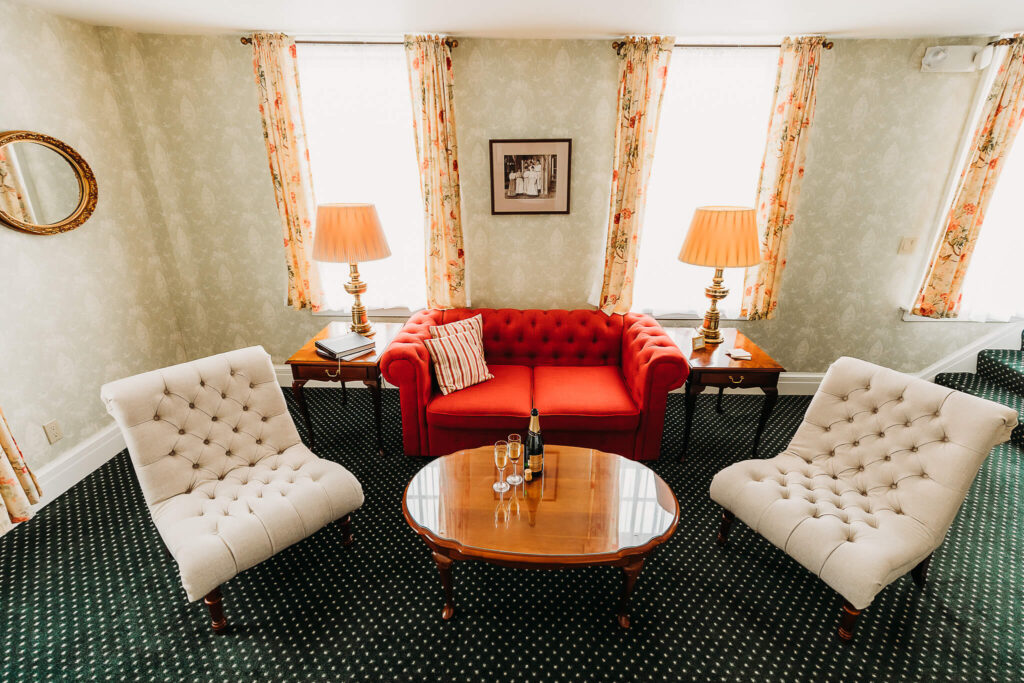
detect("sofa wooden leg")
(911, 553), (933, 587)
(337, 514), (354, 546)
(204, 588), (228, 634)
(716, 510), (735, 546)
(837, 601), (861, 643)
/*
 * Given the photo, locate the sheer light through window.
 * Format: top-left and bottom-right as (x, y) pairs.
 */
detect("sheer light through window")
(298, 44), (425, 312)
(633, 47), (777, 318)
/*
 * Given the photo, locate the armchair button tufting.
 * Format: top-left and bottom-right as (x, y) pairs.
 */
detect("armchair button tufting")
(163, 389), (170, 395)
(232, 427), (238, 433)
(878, 432), (884, 438)
(256, 439), (262, 445)
(153, 415), (160, 421)
(211, 416), (218, 422)
(225, 451), (231, 456)
(872, 408), (878, 414)
(200, 380), (205, 387)
(192, 463), (199, 469)
(905, 421), (912, 427)
(203, 439), (210, 445)
(221, 393), (227, 399)
(189, 403), (195, 409)
(891, 483), (897, 489)
(178, 429), (185, 435)
(884, 455), (891, 461)
(911, 446), (919, 452)
(243, 406), (249, 411)
(853, 441), (860, 447)
(842, 396), (849, 401)
(847, 417), (854, 423)
(250, 383), (255, 389)
(858, 466), (864, 471)
(261, 416), (267, 422)
(942, 436), (949, 442)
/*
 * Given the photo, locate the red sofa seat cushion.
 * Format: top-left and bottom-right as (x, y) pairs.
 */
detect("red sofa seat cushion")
(426, 365), (532, 430)
(533, 366), (640, 431)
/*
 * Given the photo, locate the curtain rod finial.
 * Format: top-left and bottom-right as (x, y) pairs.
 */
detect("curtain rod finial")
(240, 36), (252, 45)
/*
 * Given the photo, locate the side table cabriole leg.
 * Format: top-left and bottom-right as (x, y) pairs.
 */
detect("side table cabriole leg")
(752, 386), (779, 457)
(617, 556), (645, 628)
(364, 377), (384, 456)
(291, 379), (315, 448)
(681, 380), (703, 462)
(431, 551), (456, 620)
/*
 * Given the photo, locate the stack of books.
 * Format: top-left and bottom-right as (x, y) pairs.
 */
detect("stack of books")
(315, 332), (376, 361)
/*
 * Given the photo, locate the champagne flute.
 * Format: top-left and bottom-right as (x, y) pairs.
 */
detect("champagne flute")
(506, 434), (524, 486)
(493, 440), (510, 493)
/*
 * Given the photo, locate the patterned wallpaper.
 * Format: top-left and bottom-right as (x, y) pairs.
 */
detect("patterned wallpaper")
(453, 39), (619, 309)
(0, 2), (1014, 470)
(0, 2), (186, 469)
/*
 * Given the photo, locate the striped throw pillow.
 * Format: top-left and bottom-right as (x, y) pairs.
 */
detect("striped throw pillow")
(430, 314), (485, 350)
(423, 328), (494, 395)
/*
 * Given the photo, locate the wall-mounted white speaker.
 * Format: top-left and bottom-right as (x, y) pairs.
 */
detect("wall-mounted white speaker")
(921, 45), (987, 73)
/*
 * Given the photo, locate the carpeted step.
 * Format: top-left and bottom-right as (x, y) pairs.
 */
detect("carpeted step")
(977, 349), (1024, 396)
(935, 372), (1024, 449)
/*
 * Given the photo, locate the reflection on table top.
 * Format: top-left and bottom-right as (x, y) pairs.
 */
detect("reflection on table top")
(403, 445), (678, 559)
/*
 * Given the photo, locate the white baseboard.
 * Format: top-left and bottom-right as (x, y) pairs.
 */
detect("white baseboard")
(914, 322), (1024, 380)
(33, 422), (125, 510)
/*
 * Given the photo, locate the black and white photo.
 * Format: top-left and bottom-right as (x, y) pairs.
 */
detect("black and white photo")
(489, 139), (571, 214)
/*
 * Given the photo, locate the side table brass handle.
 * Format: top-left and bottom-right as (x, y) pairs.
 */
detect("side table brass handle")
(325, 359), (342, 378)
(729, 375), (744, 384)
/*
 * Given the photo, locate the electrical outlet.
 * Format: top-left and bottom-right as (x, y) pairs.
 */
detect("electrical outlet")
(43, 420), (63, 445)
(897, 237), (918, 254)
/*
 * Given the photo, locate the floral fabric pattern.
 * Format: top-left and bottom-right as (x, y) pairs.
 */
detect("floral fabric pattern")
(251, 33), (323, 311)
(0, 406), (41, 536)
(912, 36), (1024, 318)
(596, 36), (674, 315)
(0, 147), (32, 223)
(405, 35), (467, 310)
(741, 36), (825, 320)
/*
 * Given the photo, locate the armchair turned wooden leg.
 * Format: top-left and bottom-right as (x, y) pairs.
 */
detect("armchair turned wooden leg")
(336, 514), (354, 546)
(716, 510), (735, 546)
(911, 553), (933, 587)
(204, 588), (228, 634)
(837, 601), (861, 643)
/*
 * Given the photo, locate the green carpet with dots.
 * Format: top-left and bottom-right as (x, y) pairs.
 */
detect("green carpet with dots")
(1, 389), (1021, 681)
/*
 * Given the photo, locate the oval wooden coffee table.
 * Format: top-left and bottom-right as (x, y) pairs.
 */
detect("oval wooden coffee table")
(402, 445), (679, 628)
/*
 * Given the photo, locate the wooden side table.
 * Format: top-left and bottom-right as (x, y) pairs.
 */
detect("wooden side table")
(665, 328), (785, 461)
(286, 321), (404, 456)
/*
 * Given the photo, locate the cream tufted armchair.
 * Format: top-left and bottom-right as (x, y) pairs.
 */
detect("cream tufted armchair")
(710, 357), (1017, 642)
(101, 346), (364, 633)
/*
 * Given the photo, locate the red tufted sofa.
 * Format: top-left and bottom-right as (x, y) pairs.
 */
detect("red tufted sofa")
(380, 309), (688, 460)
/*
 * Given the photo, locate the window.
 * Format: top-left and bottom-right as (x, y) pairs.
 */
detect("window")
(297, 44), (425, 312)
(955, 49), (1024, 321)
(633, 47), (778, 318)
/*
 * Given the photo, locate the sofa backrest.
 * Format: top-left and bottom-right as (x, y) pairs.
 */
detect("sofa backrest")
(441, 308), (624, 367)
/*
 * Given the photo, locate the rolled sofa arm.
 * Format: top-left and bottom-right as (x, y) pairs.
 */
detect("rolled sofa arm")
(620, 313), (689, 410)
(380, 309), (444, 455)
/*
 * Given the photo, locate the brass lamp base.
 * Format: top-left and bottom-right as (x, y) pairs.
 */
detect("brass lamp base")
(344, 262), (375, 338)
(698, 267), (727, 344)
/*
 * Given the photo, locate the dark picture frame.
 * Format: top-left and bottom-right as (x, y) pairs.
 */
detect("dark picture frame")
(489, 138), (572, 215)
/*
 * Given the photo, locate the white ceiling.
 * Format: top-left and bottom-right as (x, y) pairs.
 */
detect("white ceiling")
(14, 0), (1024, 39)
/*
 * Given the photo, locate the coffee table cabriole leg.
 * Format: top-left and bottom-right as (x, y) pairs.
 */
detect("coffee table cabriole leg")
(617, 556), (646, 628)
(431, 551), (456, 620)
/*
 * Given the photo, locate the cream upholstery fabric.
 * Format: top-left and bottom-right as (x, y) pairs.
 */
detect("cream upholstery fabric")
(101, 346), (364, 602)
(710, 356), (1017, 610)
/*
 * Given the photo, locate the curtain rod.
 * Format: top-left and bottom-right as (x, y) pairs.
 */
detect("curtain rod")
(240, 36), (458, 48)
(612, 39), (833, 53)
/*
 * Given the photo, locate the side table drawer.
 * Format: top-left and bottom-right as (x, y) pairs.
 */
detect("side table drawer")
(696, 371), (780, 388)
(290, 364), (378, 382)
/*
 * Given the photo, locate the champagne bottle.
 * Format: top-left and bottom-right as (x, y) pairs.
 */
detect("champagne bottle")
(526, 409), (543, 477)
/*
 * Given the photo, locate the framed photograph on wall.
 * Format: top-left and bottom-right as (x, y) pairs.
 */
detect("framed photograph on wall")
(489, 138), (571, 215)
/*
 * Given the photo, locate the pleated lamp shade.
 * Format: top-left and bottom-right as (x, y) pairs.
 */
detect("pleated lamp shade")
(678, 206), (761, 268)
(313, 203), (392, 263)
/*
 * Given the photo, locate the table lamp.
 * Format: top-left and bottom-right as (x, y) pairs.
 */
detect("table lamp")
(313, 203), (392, 338)
(678, 206), (761, 344)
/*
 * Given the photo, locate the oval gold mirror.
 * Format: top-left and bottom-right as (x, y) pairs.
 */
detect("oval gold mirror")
(0, 130), (98, 235)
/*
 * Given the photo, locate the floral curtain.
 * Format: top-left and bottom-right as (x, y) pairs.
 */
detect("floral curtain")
(912, 36), (1024, 318)
(251, 33), (324, 311)
(405, 35), (467, 310)
(596, 36), (674, 315)
(740, 36), (825, 320)
(1, 406), (41, 537)
(0, 147), (32, 223)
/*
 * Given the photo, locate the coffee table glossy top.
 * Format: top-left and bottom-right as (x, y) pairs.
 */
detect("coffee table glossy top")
(402, 445), (679, 563)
